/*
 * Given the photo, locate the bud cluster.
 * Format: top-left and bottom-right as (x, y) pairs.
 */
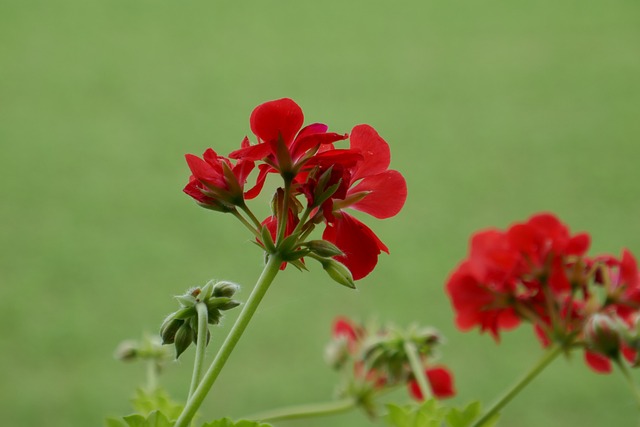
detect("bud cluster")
(160, 280), (241, 359)
(325, 317), (455, 416)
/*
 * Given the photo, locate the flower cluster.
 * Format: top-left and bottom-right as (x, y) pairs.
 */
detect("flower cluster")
(446, 212), (640, 373)
(326, 316), (455, 415)
(184, 98), (407, 281)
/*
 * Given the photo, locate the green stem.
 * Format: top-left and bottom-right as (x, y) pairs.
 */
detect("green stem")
(290, 206), (313, 238)
(614, 358), (640, 408)
(239, 203), (263, 230)
(403, 340), (431, 400)
(472, 344), (563, 427)
(146, 359), (158, 392)
(244, 398), (357, 422)
(188, 302), (209, 399)
(174, 254), (283, 427)
(232, 209), (260, 238)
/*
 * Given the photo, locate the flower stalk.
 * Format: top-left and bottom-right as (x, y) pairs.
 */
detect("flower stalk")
(403, 340), (432, 400)
(472, 344), (563, 427)
(174, 254), (283, 427)
(614, 358), (640, 408)
(245, 397), (357, 423)
(188, 302), (210, 399)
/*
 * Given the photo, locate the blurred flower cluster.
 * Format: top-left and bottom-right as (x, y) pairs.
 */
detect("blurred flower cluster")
(326, 317), (455, 416)
(183, 98), (407, 281)
(446, 212), (640, 373)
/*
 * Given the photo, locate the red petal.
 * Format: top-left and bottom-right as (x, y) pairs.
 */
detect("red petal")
(185, 154), (226, 189)
(567, 233), (590, 256)
(407, 379), (423, 401)
(622, 345), (637, 364)
(621, 249), (639, 288)
(584, 351), (612, 374)
(183, 176), (209, 204)
(292, 132), (348, 160)
(250, 98), (304, 146)
(297, 123), (328, 138)
(244, 164), (271, 200)
(408, 367), (456, 400)
(426, 367), (456, 399)
(349, 170), (407, 219)
(349, 124), (391, 181)
(332, 317), (359, 343)
(228, 141), (272, 161)
(231, 159), (255, 189)
(323, 213), (388, 280)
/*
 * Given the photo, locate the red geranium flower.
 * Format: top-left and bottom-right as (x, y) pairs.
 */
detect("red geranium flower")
(229, 98), (347, 197)
(313, 125), (407, 280)
(183, 148), (254, 211)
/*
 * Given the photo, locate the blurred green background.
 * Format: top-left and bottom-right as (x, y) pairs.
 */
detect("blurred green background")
(2, 0), (640, 426)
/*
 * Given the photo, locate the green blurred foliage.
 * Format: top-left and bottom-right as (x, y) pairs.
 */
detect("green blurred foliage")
(1, 0), (639, 426)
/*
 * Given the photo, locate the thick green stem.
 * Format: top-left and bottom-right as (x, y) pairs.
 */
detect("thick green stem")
(472, 344), (563, 427)
(188, 302), (209, 399)
(614, 358), (640, 408)
(244, 398), (357, 422)
(174, 254), (283, 427)
(404, 340), (431, 400)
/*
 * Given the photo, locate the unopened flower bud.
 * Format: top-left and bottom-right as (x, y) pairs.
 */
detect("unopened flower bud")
(213, 281), (240, 298)
(160, 317), (183, 345)
(305, 240), (344, 258)
(584, 313), (621, 359)
(320, 258), (356, 289)
(114, 340), (139, 362)
(174, 322), (195, 359)
(207, 308), (222, 325)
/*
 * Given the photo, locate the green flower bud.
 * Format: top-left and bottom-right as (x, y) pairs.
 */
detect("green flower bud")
(320, 258), (356, 289)
(305, 240), (344, 258)
(160, 317), (183, 345)
(584, 313), (621, 359)
(213, 281), (240, 298)
(218, 300), (241, 311)
(207, 308), (222, 325)
(114, 340), (139, 362)
(174, 322), (195, 359)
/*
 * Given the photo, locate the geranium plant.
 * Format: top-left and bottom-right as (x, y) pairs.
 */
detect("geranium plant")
(108, 99), (640, 427)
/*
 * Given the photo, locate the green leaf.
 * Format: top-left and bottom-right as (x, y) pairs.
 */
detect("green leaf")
(446, 401), (481, 427)
(105, 418), (127, 427)
(386, 400), (496, 427)
(131, 387), (184, 420)
(200, 418), (273, 427)
(121, 410), (173, 427)
(385, 404), (413, 427)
